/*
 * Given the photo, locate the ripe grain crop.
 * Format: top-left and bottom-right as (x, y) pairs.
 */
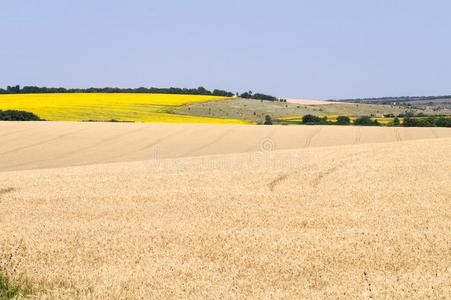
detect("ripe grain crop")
(0, 93), (250, 124)
(0, 134), (450, 298)
(0, 122), (449, 172)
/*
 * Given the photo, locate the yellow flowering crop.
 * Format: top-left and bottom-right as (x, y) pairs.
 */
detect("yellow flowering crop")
(278, 114), (401, 125)
(0, 93), (251, 124)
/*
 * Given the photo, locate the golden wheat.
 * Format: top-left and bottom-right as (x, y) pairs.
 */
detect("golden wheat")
(0, 122), (449, 172)
(0, 123), (450, 298)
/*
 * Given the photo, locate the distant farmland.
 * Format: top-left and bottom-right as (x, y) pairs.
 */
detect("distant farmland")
(0, 93), (250, 124)
(176, 98), (448, 122)
(2, 93), (450, 125)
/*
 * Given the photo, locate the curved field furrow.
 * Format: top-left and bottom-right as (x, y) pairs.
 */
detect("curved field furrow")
(0, 128), (89, 156)
(430, 127), (439, 139)
(1, 122), (450, 172)
(101, 126), (200, 163)
(354, 127), (361, 144)
(1, 126), (151, 170)
(304, 127), (322, 148)
(268, 173), (290, 191)
(178, 127), (237, 158)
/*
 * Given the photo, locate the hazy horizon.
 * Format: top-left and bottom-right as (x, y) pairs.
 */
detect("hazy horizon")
(2, 0), (451, 99)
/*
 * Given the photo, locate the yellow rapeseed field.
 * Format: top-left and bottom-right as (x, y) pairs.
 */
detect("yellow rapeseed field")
(0, 93), (250, 124)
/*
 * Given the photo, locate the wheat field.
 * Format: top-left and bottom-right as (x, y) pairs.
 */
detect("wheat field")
(1, 121), (450, 172)
(0, 122), (450, 299)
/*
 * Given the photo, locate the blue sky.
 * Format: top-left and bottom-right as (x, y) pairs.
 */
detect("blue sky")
(1, 0), (450, 99)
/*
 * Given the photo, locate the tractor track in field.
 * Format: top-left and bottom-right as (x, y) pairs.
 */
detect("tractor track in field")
(1, 123), (450, 172)
(268, 174), (290, 191)
(268, 151), (365, 192)
(311, 162), (348, 188)
(2, 127), (148, 170)
(394, 128), (402, 142)
(179, 127), (237, 158)
(0, 128), (90, 156)
(268, 152), (364, 192)
(0, 128), (33, 138)
(430, 128), (439, 139)
(354, 127), (361, 144)
(135, 127), (198, 153)
(304, 127), (322, 148)
(311, 151), (365, 188)
(97, 125), (202, 163)
(61, 126), (148, 156)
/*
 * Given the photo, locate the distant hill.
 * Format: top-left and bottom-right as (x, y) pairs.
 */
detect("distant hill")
(333, 95), (451, 110)
(334, 95), (451, 104)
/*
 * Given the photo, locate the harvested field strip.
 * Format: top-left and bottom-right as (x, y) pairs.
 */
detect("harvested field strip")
(1, 122), (450, 172)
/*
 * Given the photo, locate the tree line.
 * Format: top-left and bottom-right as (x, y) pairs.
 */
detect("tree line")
(299, 114), (450, 127)
(0, 85), (235, 97)
(0, 85), (278, 101)
(239, 91), (277, 101)
(263, 114), (450, 127)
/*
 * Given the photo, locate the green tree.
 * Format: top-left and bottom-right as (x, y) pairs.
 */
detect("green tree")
(336, 116), (351, 125)
(0, 110), (41, 121)
(354, 116), (379, 126)
(264, 115), (273, 125)
(435, 117), (451, 127)
(302, 114), (322, 124)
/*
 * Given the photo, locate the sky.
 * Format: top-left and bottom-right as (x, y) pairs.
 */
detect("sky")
(1, 0), (450, 99)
